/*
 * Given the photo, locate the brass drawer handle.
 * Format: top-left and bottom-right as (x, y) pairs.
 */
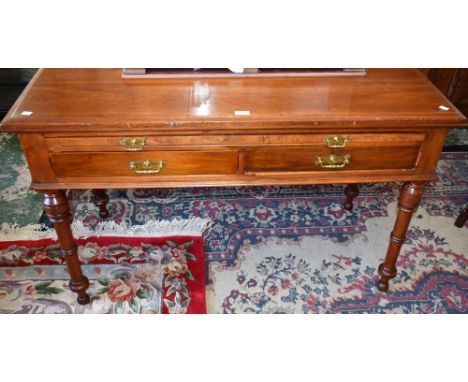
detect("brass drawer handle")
(315, 154), (351, 168)
(129, 159), (165, 174)
(120, 137), (147, 151)
(324, 135), (349, 148)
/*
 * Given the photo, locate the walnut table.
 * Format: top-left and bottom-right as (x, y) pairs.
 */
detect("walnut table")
(1, 69), (466, 304)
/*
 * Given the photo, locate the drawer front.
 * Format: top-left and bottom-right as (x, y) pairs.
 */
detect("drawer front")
(45, 133), (426, 152)
(49, 150), (238, 178)
(245, 144), (422, 173)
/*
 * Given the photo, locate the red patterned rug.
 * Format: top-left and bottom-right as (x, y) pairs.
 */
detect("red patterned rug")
(0, 222), (208, 314)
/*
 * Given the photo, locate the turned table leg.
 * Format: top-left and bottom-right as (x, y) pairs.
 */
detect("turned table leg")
(43, 190), (90, 304)
(344, 184), (359, 211)
(92, 189), (110, 219)
(377, 182), (424, 292)
(454, 207), (468, 228)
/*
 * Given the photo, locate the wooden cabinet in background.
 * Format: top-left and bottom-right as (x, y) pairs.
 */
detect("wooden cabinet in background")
(421, 69), (468, 117)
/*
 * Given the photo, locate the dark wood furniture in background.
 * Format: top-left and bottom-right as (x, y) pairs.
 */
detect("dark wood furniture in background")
(1, 69), (466, 304)
(421, 69), (468, 118)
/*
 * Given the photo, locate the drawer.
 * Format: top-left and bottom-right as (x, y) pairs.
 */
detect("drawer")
(245, 144), (422, 173)
(49, 150), (238, 178)
(45, 133), (426, 152)
(47, 135), (251, 152)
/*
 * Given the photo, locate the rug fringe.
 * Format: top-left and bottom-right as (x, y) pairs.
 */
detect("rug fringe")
(0, 218), (212, 241)
(0, 223), (55, 241)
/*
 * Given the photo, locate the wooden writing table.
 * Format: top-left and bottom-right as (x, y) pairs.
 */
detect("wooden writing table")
(1, 69), (466, 305)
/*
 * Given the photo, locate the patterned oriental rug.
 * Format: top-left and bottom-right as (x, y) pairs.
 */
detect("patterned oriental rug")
(0, 131), (467, 313)
(70, 153), (468, 314)
(0, 222), (208, 314)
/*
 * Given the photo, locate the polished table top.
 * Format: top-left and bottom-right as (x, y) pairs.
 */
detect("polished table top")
(2, 68), (466, 132)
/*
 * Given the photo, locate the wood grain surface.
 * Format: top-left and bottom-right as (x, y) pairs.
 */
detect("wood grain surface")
(1, 69), (465, 132)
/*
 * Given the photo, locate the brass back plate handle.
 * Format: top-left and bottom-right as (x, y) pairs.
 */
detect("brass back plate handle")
(120, 137), (147, 151)
(315, 154), (351, 169)
(323, 135), (349, 148)
(129, 159), (165, 174)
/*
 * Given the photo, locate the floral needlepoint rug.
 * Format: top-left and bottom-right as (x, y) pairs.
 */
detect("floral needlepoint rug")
(0, 219), (209, 314)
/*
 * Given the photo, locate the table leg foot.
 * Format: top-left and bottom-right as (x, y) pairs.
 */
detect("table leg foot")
(92, 189), (110, 219)
(66, 252), (90, 305)
(74, 285), (91, 305)
(454, 207), (468, 228)
(344, 184), (359, 211)
(377, 182), (424, 292)
(42, 190), (90, 305)
(377, 263), (396, 291)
